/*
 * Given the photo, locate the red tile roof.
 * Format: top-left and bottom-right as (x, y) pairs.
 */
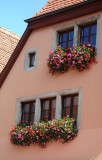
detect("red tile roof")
(0, 27), (20, 72)
(33, 0), (88, 17)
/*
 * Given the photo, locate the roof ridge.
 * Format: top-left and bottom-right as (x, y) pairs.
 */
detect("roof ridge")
(0, 26), (20, 39)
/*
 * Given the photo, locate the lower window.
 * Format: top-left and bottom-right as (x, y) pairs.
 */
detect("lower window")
(21, 101), (35, 123)
(41, 98), (56, 121)
(62, 94), (78, 119)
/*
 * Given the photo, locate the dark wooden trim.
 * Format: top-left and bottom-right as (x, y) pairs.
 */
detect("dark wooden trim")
(25, 0), (98, 23)
(0, 0), (102, 88)
(28, 0), (102, 30)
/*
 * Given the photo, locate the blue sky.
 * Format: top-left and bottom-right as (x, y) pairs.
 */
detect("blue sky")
(0, 0), (48, 36)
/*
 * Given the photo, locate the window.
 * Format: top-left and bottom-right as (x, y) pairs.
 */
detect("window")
(80, 23), (97, 46)
(16, 88), (81, 129)
(62, 94), (78, 119)
(41, 98), (56, 121)
(29, 53), (35, 67)
(23, 47), (38, 72)
(21, 101), (35, 123)
(59, 29), (74, 48)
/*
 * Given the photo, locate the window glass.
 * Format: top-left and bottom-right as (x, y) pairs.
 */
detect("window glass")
(41, 98), (56, 121)
(61, 42), (67, 48)
(59, 29), (74, 49)
(21, 102), (35, 123)
(81, 23), (97, 45)
(82, 37), (88, 43)
(23, 104), (29, 113)
(82, 27), (89, 36)
(51, 99), (56, 119)
(62, 94), (78, 119)
(61, 33), (67, 42)
(29, 53), (35, 67)
(91, 35), (96, 46)
(68, 41), (73, 48)
(91, 24), (97, 34)
(69, 31), (74, 40)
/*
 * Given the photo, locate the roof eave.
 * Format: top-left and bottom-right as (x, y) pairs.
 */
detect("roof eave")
(25, 0), (97, 23)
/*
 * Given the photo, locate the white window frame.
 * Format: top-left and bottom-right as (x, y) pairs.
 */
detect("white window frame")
(15, 88), (82, 130)
(23, 47), (38, 72)
(52, 14), (100, 55)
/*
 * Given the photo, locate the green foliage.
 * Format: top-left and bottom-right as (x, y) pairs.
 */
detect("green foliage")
(9, 117), (78, 148)
(47, 44), (97, 74)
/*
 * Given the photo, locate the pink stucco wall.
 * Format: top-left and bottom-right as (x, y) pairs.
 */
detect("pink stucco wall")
(0, 12), (102, 160)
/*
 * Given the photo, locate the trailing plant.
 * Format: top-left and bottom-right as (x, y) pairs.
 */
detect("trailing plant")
(70, 43), (97, 71)
(47, 44), (97, 74)
(47, 46), (71, 74)
(9, 116), (78, 148)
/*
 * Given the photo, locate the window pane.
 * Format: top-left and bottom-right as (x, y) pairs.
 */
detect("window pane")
(61, 33), (67, 42)
(50, 99), (56, 119)
(69, 31), (74, 40)
(41, 100), (49, 121)
(73, 106), (78, 119)
(82, 27), (89, 36)
(29, 53), (35, 67)
(23, 104), (29, 113)
(51, 99), (56, 109)
(65, 97), (71, 116)
(41, 98), (56, 121)
(82, 37), (88, 43)
(44, 100), (49, 110)
(91, 24), (97, 34)
(31, 103), (35, 112)
(51, 109), (55, 119)
(62, 97), (71, 117)
(43, 110), (49, 121)
(32, 54), (35, 65)
(73, 96), (78, 106)
(62, 94), (78, 119)
(23, 113), (29, 122)
(68, 41), (73, 48)
(73, 95), (78, 119)
(91, 35), (96, 46)
(31, 113), (34, 122)
(61, 42), (66, 48)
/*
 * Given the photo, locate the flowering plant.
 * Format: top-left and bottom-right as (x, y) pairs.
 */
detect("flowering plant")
(47, 46), (71, 74)
(71, 43), (97, 71)
(47, 44), (97, 74)
(9, 117), (78, 148)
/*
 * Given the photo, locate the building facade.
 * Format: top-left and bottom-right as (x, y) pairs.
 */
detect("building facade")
(0, 0), (102, 160)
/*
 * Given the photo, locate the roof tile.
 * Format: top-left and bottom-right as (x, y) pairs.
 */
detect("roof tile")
(0, 27), (20, 72)
(32, 0), (88, 18)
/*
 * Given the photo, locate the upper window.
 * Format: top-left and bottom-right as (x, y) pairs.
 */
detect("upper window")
(80, 23), (97, 46)
(29, 53), (35, 67)
(41, 98), (56, 121)
(58, 29), (74, 48)
(62, 94), (78, 119)
(21, 101), (35, 123)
